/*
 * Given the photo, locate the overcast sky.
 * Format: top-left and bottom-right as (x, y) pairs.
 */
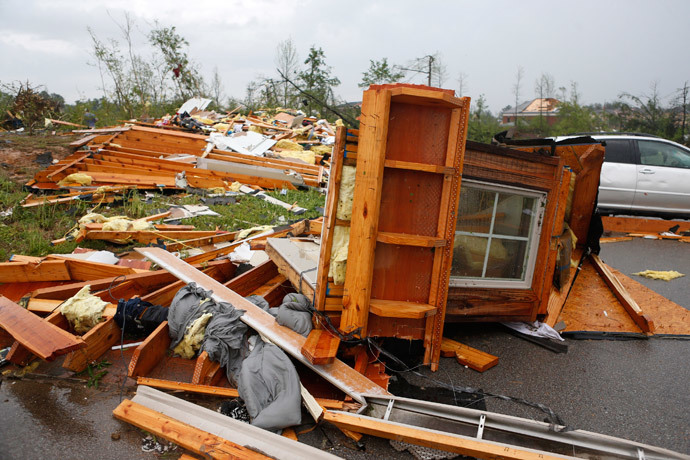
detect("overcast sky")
(1, 0), (689, 113)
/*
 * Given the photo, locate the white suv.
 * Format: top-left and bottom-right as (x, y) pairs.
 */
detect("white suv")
(558, 134), (690, 217)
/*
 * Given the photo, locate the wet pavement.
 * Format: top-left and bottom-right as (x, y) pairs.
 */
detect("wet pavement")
(1, 238), (688, 458)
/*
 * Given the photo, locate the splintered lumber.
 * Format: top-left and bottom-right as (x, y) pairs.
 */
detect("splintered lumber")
(602, 216), (690, 235)
(301, 329), (340, 365)
(0, 260), (71, 283)
(0, 296), (84, 360)
(322, 411), (565, 460)
(589, 254), (655, 334)
(568, 144), (605, 244)
(113, 400), (272, 460)
(62, 317), (121, 372)
(136, 247), (390, 403)
(440, 338), (498, 372)
(192, 350), (222, 385)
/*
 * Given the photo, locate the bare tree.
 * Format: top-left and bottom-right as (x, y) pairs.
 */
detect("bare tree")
(209, 67), (225, 109)
(513, 65), (524, 127)
(534, 72), (556, 129)
(275, 38), (299, 107)
(401, 52), (446, 87)
(456, 72), (468, 96)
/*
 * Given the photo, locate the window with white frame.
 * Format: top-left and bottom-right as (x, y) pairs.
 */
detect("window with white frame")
(450, 180), (546, 288)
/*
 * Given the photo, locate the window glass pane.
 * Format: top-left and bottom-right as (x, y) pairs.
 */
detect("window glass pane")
(451, 235), (487, 277)
(639, 140), (690, 169)
(456, 187), (496, 234)
(603, 140), (633, 164)
(493, 194), (535, 238)
(485, 239), (528, 280)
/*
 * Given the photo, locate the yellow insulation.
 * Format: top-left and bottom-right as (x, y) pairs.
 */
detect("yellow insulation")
(310, 144), (333, 156)
(633, 270), (685, 281)
(329, 226), (350, 285)
(173, 312), (213, 359)
(236, 225), (273, 241)
(58, 173), (93, 186)
(60, 286), (107, 334)
(275, 139), (304, 151)
(277, 150), (316, 165)
(336, 166), (356, 220)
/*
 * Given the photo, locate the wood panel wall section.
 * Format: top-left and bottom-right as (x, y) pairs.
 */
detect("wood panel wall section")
(316, 84), (470, 370)
(445, 141), (564, 322)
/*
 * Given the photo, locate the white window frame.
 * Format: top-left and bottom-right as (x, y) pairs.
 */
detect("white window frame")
(449, 179), (546, 289)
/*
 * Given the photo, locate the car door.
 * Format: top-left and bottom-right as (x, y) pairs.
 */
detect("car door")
(597, 138), (637, 212)
(632, 139), (690, 214)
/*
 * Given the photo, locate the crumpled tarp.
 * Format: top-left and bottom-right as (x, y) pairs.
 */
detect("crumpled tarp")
(237, 336), (302, 432)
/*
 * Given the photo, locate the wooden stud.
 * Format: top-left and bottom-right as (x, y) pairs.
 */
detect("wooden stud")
(62, 316), (121, 372)
(300, 329), (340, 365)
(440, 338), (498, 372)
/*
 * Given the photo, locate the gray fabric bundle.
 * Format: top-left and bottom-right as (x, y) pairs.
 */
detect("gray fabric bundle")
(238, 337), (302, 432)
(272, 293), (313, 337)
(167, 285), (305, 432)
(167, 282), (232, 349)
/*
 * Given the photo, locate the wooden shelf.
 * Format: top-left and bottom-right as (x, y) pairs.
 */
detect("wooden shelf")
(369, 299), (437, 319)
(376, 232), (446, 248)
(384, 159), (455, 175)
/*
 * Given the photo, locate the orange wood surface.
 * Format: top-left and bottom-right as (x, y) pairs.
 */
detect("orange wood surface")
(0, 296), (84, 361)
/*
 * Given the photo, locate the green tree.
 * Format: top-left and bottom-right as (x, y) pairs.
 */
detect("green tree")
(551, 83), (600, 136)
(467, 94), (501, 143)
(298, 46), (340, 116)
(359, 58), (404, 88)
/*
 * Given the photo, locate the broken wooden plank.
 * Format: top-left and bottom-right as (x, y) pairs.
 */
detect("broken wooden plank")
(62, 317), (121, 372)
(113, 400), (271, 459)
(0, 296), (84, 361)
(0, 260), (71, 283)
(440, 338), (498, 372)
(589, 254), (655, 334)
(136, 247), (390, 403)
(301, 329), (340, 365)
(602, 216), (690, 235)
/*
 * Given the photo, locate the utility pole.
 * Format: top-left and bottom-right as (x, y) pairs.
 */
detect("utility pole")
(681, 81), (688, 140)
(427, 55), (434, 86)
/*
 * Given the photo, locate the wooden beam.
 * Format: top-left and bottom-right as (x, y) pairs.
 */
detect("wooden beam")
(440, 338), (498, 372)
(0, 260), (70, 283)
(0, 296), (84, 361)
(589, 254), (655, 334)
(192, 350), (222, 385)
(113, 400), (272, 460)
(301, 329), (340, 365)
(137, 377), (239, 398)
(341, 88), (391, 335)
(602, 216), (690, 235)
(323, 411), (565, 460)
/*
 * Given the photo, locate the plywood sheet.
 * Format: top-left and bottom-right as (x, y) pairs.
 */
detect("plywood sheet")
(559, 259), (690, 335)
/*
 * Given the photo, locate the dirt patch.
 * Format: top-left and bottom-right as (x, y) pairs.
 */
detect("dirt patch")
(0, 133), (78, 184)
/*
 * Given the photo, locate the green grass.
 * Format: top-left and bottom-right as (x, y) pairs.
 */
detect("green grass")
(0, 173), (326, 260)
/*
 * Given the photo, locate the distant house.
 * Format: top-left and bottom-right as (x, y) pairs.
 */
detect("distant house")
(501, 98), (560, 126)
